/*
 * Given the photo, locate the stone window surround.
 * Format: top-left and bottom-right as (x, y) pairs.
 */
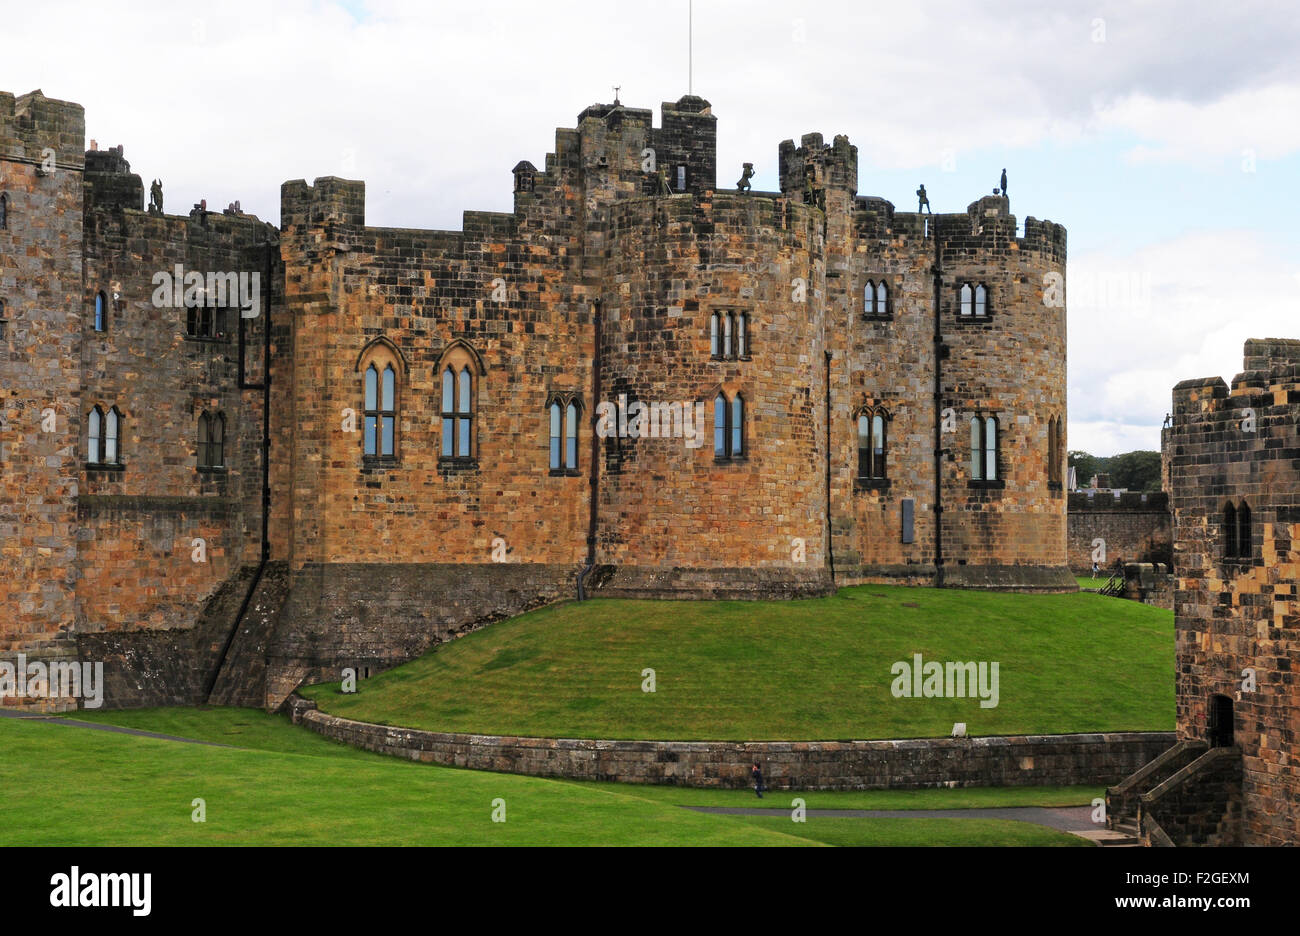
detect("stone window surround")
(956, 281), (992, 320)
(854, 403), (891, 488)
(863, 276), (895, 319)
(708, 306), (753, 361)
(545, 391), (582, 477)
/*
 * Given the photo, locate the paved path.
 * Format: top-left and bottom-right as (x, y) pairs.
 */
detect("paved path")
(0, 709), (232, 747)
(686, 804), (1097, 833)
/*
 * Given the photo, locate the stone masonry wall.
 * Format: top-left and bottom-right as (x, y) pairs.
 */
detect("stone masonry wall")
(1166, 338), (1300, 845)
(1067, 491), (1172, 573)
(0, 91), (85, 654)
(292, 698), (1173, 791)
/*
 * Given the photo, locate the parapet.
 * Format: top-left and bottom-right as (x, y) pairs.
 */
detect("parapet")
(1069, 491), (1169, 511)
(0, 89), (85, 170)
(778, 132), (858, 199)
(281, 176), (365, 229)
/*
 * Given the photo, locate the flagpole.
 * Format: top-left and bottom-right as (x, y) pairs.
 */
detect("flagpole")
(689, 0), (693, 95)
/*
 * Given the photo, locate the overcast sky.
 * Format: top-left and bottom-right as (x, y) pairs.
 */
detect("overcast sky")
(6, 0), (1297, 456)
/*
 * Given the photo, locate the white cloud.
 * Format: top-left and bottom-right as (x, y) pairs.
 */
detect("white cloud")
(1068, 229), (1300, 455)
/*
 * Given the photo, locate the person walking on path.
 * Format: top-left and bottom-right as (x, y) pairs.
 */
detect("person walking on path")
(1091, 560), (1099, 579)
(752, 762), (765, 799)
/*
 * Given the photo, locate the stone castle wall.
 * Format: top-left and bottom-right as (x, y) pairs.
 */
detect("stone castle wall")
(0, 91), (85, 656)
(1066, 491), (1171, 574)
(291, 697), (1172, 792)
(1165, 338), (1300, 846)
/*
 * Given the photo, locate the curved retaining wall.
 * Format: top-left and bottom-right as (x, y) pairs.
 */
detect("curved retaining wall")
(289, 698), (1173, 791)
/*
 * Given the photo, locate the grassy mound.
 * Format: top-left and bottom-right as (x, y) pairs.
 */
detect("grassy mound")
(301, 584), (1174, 740)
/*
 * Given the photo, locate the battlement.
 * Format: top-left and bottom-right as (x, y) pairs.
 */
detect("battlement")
(1173, 339), (1300, 414)
(281, 176), (366, 229)
(0, 89), (85, 169)
(778, 132), (858, 200)
(1069, 491), (1169, 512)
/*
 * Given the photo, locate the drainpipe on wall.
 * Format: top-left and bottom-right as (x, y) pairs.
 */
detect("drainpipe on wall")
(824, 349), (835, 585)
(931, 228), (945, 586)
(577, 298), (601, 600)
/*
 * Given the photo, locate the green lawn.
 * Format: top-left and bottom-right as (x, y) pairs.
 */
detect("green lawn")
(2, 709), (1089, 846)
(301, 584), (1174, 741)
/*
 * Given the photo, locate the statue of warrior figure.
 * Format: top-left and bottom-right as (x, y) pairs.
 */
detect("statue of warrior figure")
(149, 178), (163, 215)
(917, 184), (931, 214)
(736, 162), (754, 192)
(655, 166), (673, 196)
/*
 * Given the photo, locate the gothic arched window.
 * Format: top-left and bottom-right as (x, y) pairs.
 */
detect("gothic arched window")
(88, 406), (102, 464)
(364, 363), (397, 458)
(1223, 502), (1238, 558)
(857, 409), (888, 480)
(439, 345), (478, 461)
(94, 291), (107, 332)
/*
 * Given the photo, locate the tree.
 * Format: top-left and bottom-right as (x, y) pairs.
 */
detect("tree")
(1109, 450), (1162, 493)
(1068, 450), (1101, 486)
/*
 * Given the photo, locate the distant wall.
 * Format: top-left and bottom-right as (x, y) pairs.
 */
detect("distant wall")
(1067, 492), (1171, 573)
(291, 698), (1174, 791)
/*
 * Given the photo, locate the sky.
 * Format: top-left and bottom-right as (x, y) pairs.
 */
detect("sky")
(5, 0), (1297, 456)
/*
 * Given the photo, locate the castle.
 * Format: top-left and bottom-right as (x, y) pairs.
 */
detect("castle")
(0, 88), (1072, 711)
(1107, 339), (1300, 846)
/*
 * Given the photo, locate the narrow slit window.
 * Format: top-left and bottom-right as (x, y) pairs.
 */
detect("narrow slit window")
(710, 313), (719, 356)
(365, 365), (379, 456)
(441, 367), (454, 458)
(104, 407), (120, 464)
(857, 414), (871, 479)
(970, 417), (982, 480)
(94, 291), (107, 333)
(565, 402), (578, 469)
(960, 283), (973, 316)
(875, 281), (888, 316)
(88, 406), (102, 464)
(731, 395), (744, 456)
(1224, 502), (1238, 558)
(872, 414), (885, 478)
(975, 284), (988, 317)
(1238, 502), (1251, 559)
(713, 394), (726, 457)
(737, 313), (747, 357)
(457, 368), (471, 457)
(549, 402), (562, 470)
(984, 416), (998, 480)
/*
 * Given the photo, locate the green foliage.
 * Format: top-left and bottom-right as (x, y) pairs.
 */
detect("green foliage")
(1069, 449), (1163, 492)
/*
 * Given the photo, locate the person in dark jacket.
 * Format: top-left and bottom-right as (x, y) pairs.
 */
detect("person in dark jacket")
(752, 762), (765, 799)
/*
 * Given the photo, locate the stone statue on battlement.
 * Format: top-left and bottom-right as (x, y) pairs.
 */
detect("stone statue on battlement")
(736, 162), (754, 192)
(917, 184), (931, 214)
(654, 166), (673, 196)
(148, 178), (163, 215)
(1000, 168), (1008, 197)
